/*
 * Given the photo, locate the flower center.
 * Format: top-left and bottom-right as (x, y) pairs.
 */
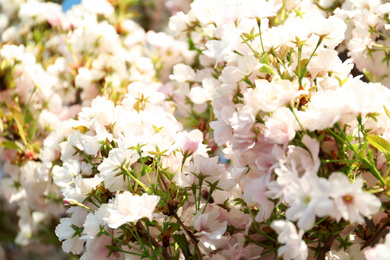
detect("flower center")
(342, 194), (354, 204)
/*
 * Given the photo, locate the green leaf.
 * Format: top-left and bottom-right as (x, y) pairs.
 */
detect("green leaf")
(298, 59), (309, 77)
(173, 234), (191, 259)
(366, 135), (390, 154)
(188, 36), (202, 54)
(259, 64), (275, 75)
(384, 106), (390, 119)
(7, 104), (28, 146)
(28, 115), (39, 142)
(73, 125), (89, 134)
(0, 140), (21, 150)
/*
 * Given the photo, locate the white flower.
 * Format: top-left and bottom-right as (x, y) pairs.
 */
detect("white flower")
(0, 44), (25, 65)
(104, 192), (160, 229)
(364, 233), (390, 260)
(169, 63), (196, 83)
(78, 96), (115, 128)
(284, 175), (333, 231)
(188, 78), (217, 104)
(175, 155), (229, 188)
(297, 90), (344, 131)
(60, 130), (84, 161)
(98, 148), (140, 191)
(240, 0), (281, 19)
(283, 135), (321, 177)
(83, 204), (110, 239)
(220, 233), (263, 260)
(311, 16), (347, 49)
(75, 68), (105, 91)
(339, 80), (390, 116)
(328, 172), (381, 224)
(204, 20), (243, 65)
(55, 207), (87, 254)
(82, 0), (114, 16)
(249, 79), (299, 112)
(62, 174), (103, 203)
(271, 220), (308, 260)
(53, 160), (80, 188)
(264, 107), (298, 145)
(326, 243), (365, 260)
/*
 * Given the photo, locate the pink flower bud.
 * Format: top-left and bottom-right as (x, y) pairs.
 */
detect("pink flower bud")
(47, 14), (61, 27)
(181, 135), (199, 156)
(63, 199), (77, 206)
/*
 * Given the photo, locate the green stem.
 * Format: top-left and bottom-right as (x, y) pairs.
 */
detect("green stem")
(271, 51), (291, 78)
(289, 107), (306, 134)
(327, 127), (387, 186)
(240, 35), (263, 61)
(306, 37), (323, 66)
(261, 248), (278, 257)
(362, 158), (386, 186)
(321, 159), (356, 163)
(257, 19), (267, 57)
(297, 44), (303, 86)
(254, 229), (276, 242)
(114, 248), (143, 257)
(123, 167), (151, 193)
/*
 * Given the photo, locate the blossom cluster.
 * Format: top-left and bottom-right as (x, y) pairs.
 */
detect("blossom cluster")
(2, 0), (390, 259)
(0, 0), (191, 254)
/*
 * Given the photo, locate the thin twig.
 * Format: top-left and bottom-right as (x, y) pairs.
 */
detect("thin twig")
(362, 223), (390, 249)
(136, 221), (171, 260)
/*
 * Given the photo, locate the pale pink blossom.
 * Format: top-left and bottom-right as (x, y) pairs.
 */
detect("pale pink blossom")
(364, 233), (390, 260)
(105, 192), (160, 229)
(193, 211), (228, 251)
(180, 135), (199, 156)
(242, 175), (274, 221)
(264, 107), (297, 145)
(81, 234), (118, 260)
(328, 172), (381, 224)
(169, 63), (196, 83)
(271, 220), (308, 260)
(221, 233), (263, 260)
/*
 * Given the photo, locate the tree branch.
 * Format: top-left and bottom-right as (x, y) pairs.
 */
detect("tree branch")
(317, 234), (337, 260)
(173, 212), (203, 260)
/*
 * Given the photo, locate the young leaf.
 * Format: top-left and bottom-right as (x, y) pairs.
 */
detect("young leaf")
(173, 234), (191, 259)
(384, 106), (390, 119)
(0, 140), (21, 151)
(277, 44), (290, 61)
(28, 115), (39, 142)
(366, 135), (390, 154)
(259, 64), (275, 75)
(73, 125), (89, 134)
(7, 104), (28, 146)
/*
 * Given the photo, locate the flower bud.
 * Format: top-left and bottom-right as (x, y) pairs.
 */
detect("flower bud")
(180, 135), (199, 156)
